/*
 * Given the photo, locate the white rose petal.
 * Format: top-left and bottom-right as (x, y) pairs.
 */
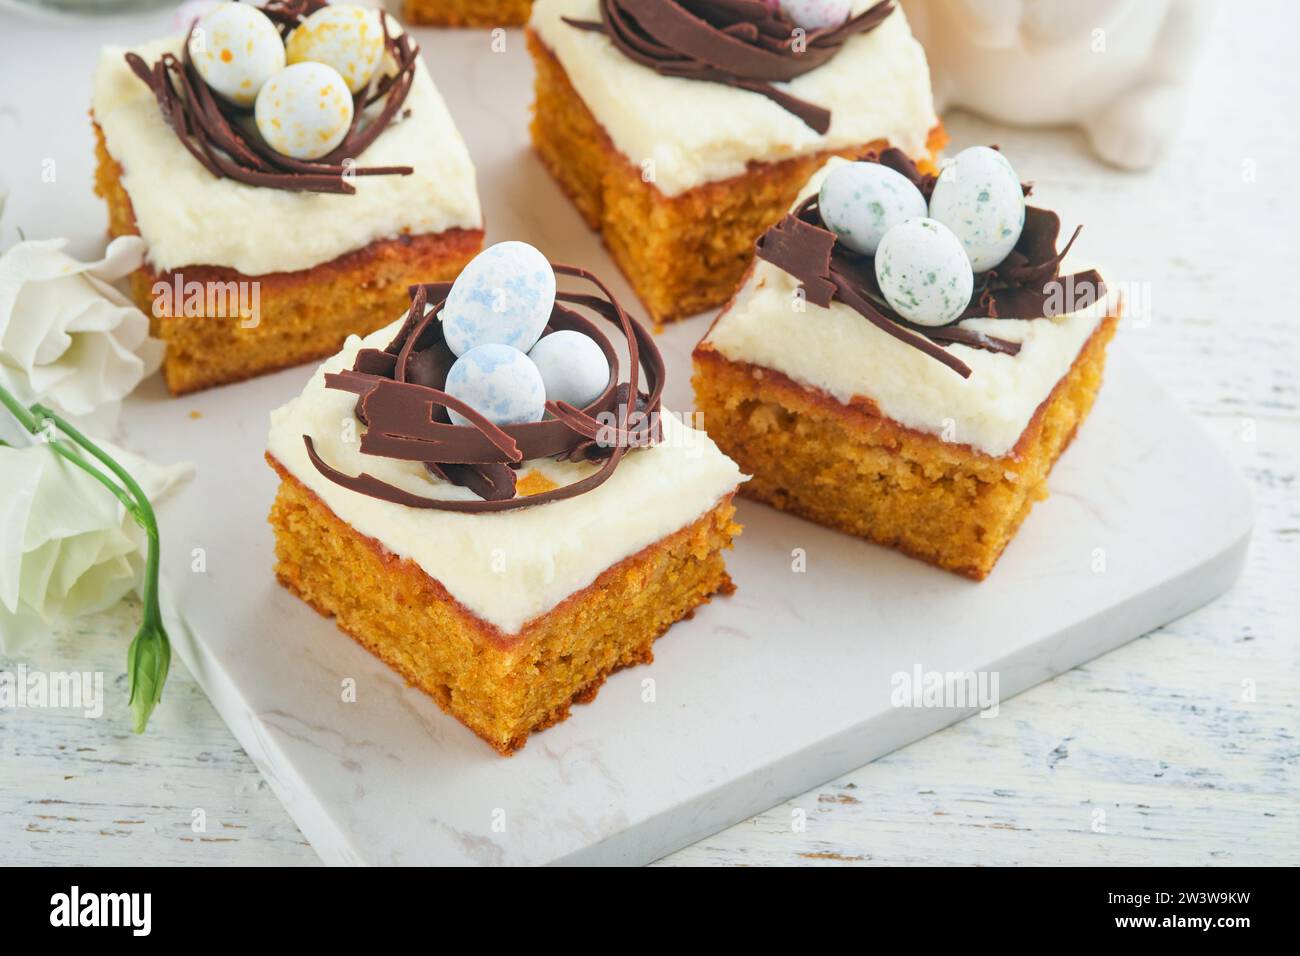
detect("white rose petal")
(0, 236), (163, 431)
(0, 440), (192, 653)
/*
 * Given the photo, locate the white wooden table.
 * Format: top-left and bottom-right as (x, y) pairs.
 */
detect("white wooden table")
(2, 2), (1297, 866)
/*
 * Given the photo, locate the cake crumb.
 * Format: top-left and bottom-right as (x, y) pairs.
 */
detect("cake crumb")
(517, 469), (560, 497)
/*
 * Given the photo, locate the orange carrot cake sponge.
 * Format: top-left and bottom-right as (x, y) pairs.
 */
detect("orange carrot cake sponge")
(403, 0), (534, 27)
(91, 1), (483, 394)
(267, 242), (745, 754)
(694, 147), (1119, 580)
(527, 0), (943, 323)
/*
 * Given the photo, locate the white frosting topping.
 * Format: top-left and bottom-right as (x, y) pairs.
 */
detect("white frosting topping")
(91, 36), (483, 275)
(702, 158), (1116, 459)
(268, 321), (745, 636)
(529, 0), (938, 197)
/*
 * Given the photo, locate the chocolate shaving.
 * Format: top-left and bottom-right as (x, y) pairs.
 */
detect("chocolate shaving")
(303, 264), (666, 513)
(565, 0), (894, 133)
(753, 147), (1108, 376)
(125, 1), (416, 194)
(754, 213), (836, 307)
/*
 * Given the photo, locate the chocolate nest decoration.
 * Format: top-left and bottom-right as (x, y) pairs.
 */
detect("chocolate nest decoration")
(302, 266), (666, 513)
(755, 147), (1107, 378)
(565, 0), (895, 133)
(125, 0), (416, 194)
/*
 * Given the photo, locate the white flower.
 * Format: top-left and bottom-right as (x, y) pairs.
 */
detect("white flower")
(0, 439), (191, 653)
(0, 236), (163, 432)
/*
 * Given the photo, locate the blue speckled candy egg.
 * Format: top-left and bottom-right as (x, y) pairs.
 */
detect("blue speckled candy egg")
(818, 161), (927, 256)
(927, 146), (1026, 273)
(444, 344), (546, 428)
(874, 218), (973, 327)
(441, 242), (556, 357)
(188, 3), (285, 108)
(779, 0), (852, 31)
(528, 330), (609, 409)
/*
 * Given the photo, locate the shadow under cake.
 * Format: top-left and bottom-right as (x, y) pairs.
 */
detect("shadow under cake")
(693, 158), (1120, 580)
(91, 36), (484, 395)
(526, 0), (944, 324)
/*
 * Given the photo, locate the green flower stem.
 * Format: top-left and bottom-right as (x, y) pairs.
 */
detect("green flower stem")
(0, 388), (143, 521)
(0, 385), (171, 732)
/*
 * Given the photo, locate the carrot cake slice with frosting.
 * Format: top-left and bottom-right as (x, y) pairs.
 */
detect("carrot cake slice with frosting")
(527, 0), (943, 323)
(92, 1), (483, 394)
(694, 147), (1118, 579)
(267, 242), (744, 754)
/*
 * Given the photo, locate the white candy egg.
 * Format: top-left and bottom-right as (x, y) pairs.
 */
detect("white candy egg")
(188, 3), (285, 108)
(441, 242), (556, 357)
(928, 146), (1026, 273)
(779, 0), (852, 31)
(818, 161), (927, 256)
(528, 330), (609, 410)
(254, 62), (354, 161)
(285, 4), (385, 95)
(444, 344), (546, 428)
(874, 218), (973, 327)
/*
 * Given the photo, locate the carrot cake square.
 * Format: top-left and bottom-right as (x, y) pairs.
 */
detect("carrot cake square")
(91, 2), (484, 395)
(693, 148), (1118, 579)
(527, 0), (943, 323)
(403, 0), (533, 27)
(267, 244), (745, 754)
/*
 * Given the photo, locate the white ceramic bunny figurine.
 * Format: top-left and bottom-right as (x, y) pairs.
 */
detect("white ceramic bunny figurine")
(899, 0), (1214, 169)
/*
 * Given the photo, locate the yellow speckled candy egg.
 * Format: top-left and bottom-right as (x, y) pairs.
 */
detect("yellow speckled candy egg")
(254, 62), (354, 160)
(188, 2), (285, 108)
(284, 4), (385, 95)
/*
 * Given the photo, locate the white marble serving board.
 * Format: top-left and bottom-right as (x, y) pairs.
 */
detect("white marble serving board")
(118, 334), (1252, 865)
(8, 13), (1251, 865)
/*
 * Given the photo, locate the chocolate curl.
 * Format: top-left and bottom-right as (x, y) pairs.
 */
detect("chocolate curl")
(325, 375), (524, 463)
(752, 150), (1106, 375)
(830, 274), (973, 378)
(565, 0), (894, 133)
(427, 462), (517, 502)
(303, 264), (666, 512)
(875, 146), (935, 196)
(125, 10), (416, 195)
(755, 213), (838, 307)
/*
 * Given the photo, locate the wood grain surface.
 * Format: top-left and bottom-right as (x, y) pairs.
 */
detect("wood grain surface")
(1, 2), (1297, 866)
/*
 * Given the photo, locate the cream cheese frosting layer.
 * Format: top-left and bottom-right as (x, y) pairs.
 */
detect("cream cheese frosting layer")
(92, 37), (483, 275)
(268, 321), (745, 636)
(702, 158), (1116, 460)
(530, 0), (937, 197)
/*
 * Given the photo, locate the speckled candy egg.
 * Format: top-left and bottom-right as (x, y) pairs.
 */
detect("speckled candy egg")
(285, 4), (385, 95)
(444, 344), (546, 428)
(779, 0), (852, 31)
(254, 62), (354, 161)
(874, 218), (973, 327)
(927, 146), (1026, 273)
(528, 330), (609, 410)
(188, 3), (285, 108)
(818, 161), (927, 256)
(441, 242), (556, 357)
